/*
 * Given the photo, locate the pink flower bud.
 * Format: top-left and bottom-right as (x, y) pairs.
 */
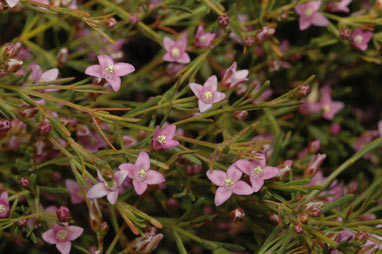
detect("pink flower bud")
(39, 119), (51, 134)
(218, 15), (229, 27)
(355, 232), (368, 241)
(255, 26), (275, 43)
(330, 124), (341, 136)
(53, 172), (61, 181)
(126, 233), (164, 253)
(4, 43), (21, 58)
(89, 200), (102, 231)
(245, 36), (255, 46)
(308, 140), (321, 153)
(129, 14), (139, 24)
(230, 207), (245, 222)
(294, 85), (310, 98)
(293, 223), (303, 234)
(275, 160), (292, 180)
(19, 177), (30, 188)
(305, 154), (326, 178)
(105, 18), (117, 29)
(57, 48), (69, 66)
(76, 124), (91, 136)
(340, 28), (351, 39)
(305, 201), (322, 217)
(299, 212), (309, 224)
(166, 198), (179, 210)
(18, 219), (27, 227)
(5, 58), (23, 73)
(19, 105), (38, 118)
(0, 119), (11, 131)
(100, 221), (109, 235)
(56, 206), (71, 222)
(233, 110), (248, 121)
(185, 164), (202, 175)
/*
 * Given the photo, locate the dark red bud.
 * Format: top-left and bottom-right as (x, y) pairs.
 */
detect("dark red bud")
(129, 14), (139, 24)
(330, 124), (341, 136)
(18, 219), (27, 227)
(39, 119), (51, 134)
(218, 15), (229, 27)
(231, 207), (245, 222)
(233, 110), (248, 121)
(166, 198), (179, 210)
(19, 105), (38, 118)
(340, 29), (351, 39)
(57, 48), (69, 66)
(355, 232), (368, 241)
(5, 58), (23, 73)
(105, 18), (118, 29)
(293, 223), (303, 234)
(295, 85), (310, 98)
(56, 206), (71, 222)
(100, 221), (109, 235)
(299, 212), (309, 224)
(0, 119), (11, 131)
(19, 177), (30, 188)
(308, 140), (321, 154)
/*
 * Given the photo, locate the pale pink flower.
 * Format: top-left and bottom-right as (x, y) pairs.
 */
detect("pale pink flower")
(294, 1), (329, 30)
(235, 154), (279, 192)
(5, 0), (19, 7)
(206, 165), (253, 206)
(42, 223), (83, 254)
(0, 192), (10, 218)
(190, 75), (226, 112)
(21, 62), (59, 85)
(163, 37), (190, 64)
(317, 85), (344, 120)
(351, 28), (373, 51)
(87, 170), (128, 205)
(327, 0), (352, 13)
(122, 135), (137, 147)
(85, 54), (135, 91)
(119, 152), (165, 195)
(65, 179), (91, 205)
(78, 131), (108, 153)
(152, 124), (179, 150)
(221, 62), (249, 89)
(194, 26), (216, 48)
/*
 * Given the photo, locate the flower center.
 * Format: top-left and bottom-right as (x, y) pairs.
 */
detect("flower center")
(135, 169), (147, 182)
(322, 104), (331, 112)
(56, 230), (68, 241)
(171, 48), (180, 58)
(304, 8), (313, 17)
(251, 166), (263, 178)
(200, 35), (207, 43)
(157, 135), (167, 144)
(0, 204), (6, 213)
(354, 35), (363, 44)
(223, 177), (236, 191)
(106, 64), (114, 74)
(203, 91), (212, 101)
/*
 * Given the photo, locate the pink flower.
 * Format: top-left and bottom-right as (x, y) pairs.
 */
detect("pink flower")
(163, 37), (190, 64)
(294, 1), (329, 30)
(305, 153), (327, 177)
(86, 170), (128, 205)
(194, 26), (216, 48)
(0, 192), (10, 218)
(85, 54), (135, 91)
(190, 75), (226, 112)
(327, 0), (352, 13)
(235, 154), (280, 192)
(317, 85), (344, 120)
(378, 120), (382, 137)
(65, 179), (91, 205)
(152, 124), (179, 150)
(206, 165), (253, 206)
(5, 0), (19, 7)
(351, 28), (373, 51)
(119, 152), (165, 195)
(78, 131), (108, 153)
(221, 62), (249, 89)
(42, 223), (83, 254)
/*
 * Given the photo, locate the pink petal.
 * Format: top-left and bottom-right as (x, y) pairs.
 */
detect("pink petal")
(378, 120), (382, 137)
(87, 182), (108, 199)
(177, 37), (188, 51)
(145, 170), (165, 184)
(0, 192), (9, 205)
(311, 13), (329, 27)
(177, 53), (190, 64)
(212, 91), (226, 104)
(106, 76), (121, 91)
(114, 170), (128, 186)
(65, 179), (78, 192)
(42, 229), (56, 244)
(198, 100), (212, 112)
(253, 153), (267, 168)
(135, 152), (150, 171)
(85, 65), (102, 78)
(204, 75), (218, 92)
(235, 70), (249, 80)
(97, 55), (114, 68)
(67, 226), (83, 241)
(165, 139), (180, 148)
(6, 0), (19, 7)
(214, 187), (232, 206)
(196, 26), (204, 36)
(262, 166), (280, 180)
(227, 164), (242, 182)
(133, 180), (148, 195)
(189, 83), (203, 99)
(119, 163), (136, 178)
(162, 124), (176, 139)
(113, 63), (135, 76)
(163, 37), (174, 51)
(163, 52), (175, 62)
(299, 18), (311, 31)
(106, 190), (119, 205)
(250, 178), (265, 192)
(233, 181), (253, 195)
(206, 170), (226, 186)
(40, 68), (59, 82)
(234, 159), (252, 175)
(56, 241), (71, 254)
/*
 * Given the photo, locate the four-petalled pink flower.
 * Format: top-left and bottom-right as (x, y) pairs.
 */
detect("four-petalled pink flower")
(119, 152), (165, 195)
(163, 37), (190, 64)
(351, 28), (373, 51)
(190, 75), (226, 112)
(0, 192), (10, 218)
(317, 85), (344, 120)
(221, 62), (249, 89)
(294, 1), (329, 30)
(86, 170), (128, 205)
(85, 54), (135, 92)
(152, 124), (180, 150)
(206, 165), (253, 206)
(194, 26), (216, 48)
(235, 154), (280, 192)
(42, 223), (83, 254)
(327, 0), (352, 13)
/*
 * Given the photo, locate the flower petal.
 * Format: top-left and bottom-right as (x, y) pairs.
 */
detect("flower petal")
(145, 170), (165, 185)
(311, 13), (329, 27)
(198, 100), (212, 112)
(6, 0), (19, 7)
(56, 241), (71, 254)
(177, 53), (190, 64)
(214, 187), (232, 206)
(106, 190), (119, 205)
(212, 91), (226, 104)
(106, 76), (121, 92)
(97, 55), (113, 68)
(227, 164), (242, 182)
(68, 226), (83, 241)
(204, 75), (218, 91)
(87, 183), (108, 199)
(133, 180), (148, 195)
(85, 65), (102, 78)
(114, 170), (129, 186)
(113, 63), (135, 76)
(233, 181), (253, 195)
(206, 170), (226, 186)
(40, 68), (59, 82)
(42, 229), (56, 244)
(262, 166), (280, 180)
(163, 37), (174, 51)
(163, 52), (175, 62)
(162, 124), (176, 139)
(135, 152), (150, 171)
(250, 178), (265, 192)
(189, 83), (203, 99)
(234, 159), (253, 175)
(119, 163), (136, 178)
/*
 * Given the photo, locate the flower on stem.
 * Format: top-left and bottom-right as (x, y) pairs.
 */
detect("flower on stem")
(326, 0), (352, 13)
(221, 62), (248, 89)
(152, 124), (179, 150)
(163, 37), (190, 64)
(235, 153), (280, 192)
(65, 179), (89, 204)
(294, 1), (329, 30)
(206, 165), (253, 206)
(0, 192), (10, 218)
(86, 170), (128, 205)
(194, 26), (215, 48)
(85, 54), (135, 91)
(42, 223), (83, 254)
(317, 85), (344, 120)
(190, 75), (226, 112)
(351, 28), (373, 51)
(119, 152), (165, 195)
(126, 232), (164, 253)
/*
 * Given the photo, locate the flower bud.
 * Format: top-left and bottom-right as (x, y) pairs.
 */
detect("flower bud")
(255, 26), (275, 43)
(39, 119), (51, 134)
(89, 200), (102, 231)
(53, 172), (61, 181)
(304, 154), (326, 178)
(275, 160), (292, 180)
(129, 14), (139, 25)
(185, 164), (202, 175)
(56, 206), (71, 222)
(126, 233), (164, 254)
(244, 36), (254, 46)
(4, 43), (21, 58)
(305, 201), (322, 217)
(34, 137), (46, 156)
(101, 169), (113, 180)
(299, 212), (309, 224)
(19, 177), (30, 188)
(218, 15), (229, 27)
(100, 221), (109, 235)
(105, 18), (117, 29)
(0, 119), (11, 131)
(166, 198), (179, 211)
(235, 83), (247, 96)
(18, 219), (27, 227)
(233, 110), (248, 121)
(19, 105), (38, 118)
(308, 140), (320, 154)
(5, 58), (23, 73)
(57, 48), (69, 66)
(330, 124), (341, 136)
(76, 124), (91, 136)
(340, 28), (351, 39)
(293, 223), (303, 234)
(355, 232), (368, 241)
(294, 85), (310, 98)
(230, 207), (245, 222)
